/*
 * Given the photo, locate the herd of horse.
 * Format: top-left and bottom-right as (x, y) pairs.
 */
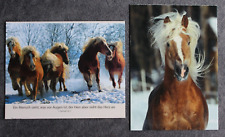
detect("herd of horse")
(6, 36), (125, 101)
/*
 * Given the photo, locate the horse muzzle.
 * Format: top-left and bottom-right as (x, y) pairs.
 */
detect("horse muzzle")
(174, 63), (189, 81)
(10, 51), (16, 58)
(107, 55), (113, 61)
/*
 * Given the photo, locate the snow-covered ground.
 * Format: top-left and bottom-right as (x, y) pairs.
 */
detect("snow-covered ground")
(131, 91), (218, 130)
(5, 75), (125, 104)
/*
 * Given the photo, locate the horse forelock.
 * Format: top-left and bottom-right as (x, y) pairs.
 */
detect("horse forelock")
(110, 41), (123, 53)
(150, 11), (206, 85)
(82, 37), (106, 52)
(20, 46), (40, 64)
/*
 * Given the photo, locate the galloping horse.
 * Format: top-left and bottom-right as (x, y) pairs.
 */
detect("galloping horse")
(20, 46), (44, 100)
(6, 37), (23, 95)
(78, 37), (112, 92)
(143, 12), (208, 130)
(105, 41), (125, 88)
(41, 43), (69, 94)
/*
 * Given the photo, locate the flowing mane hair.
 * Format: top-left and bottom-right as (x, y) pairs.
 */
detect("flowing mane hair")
(82, 37), (106, 52)
(50, 42), (68, 52)
(6, 37), (22, 52)
(110, 41), (123, 53)
(150, 11), (209, 85)
(20, 46), (40, 64)
(41, 49), (61, 71)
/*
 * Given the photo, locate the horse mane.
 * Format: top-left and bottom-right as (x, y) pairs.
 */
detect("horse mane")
(6, 37), (22, 52)
(41, 49), (61, 71)
(20, 46), (40, 64)
(110, 41), (123, 53)
(50, 42), (68, 52)
(82, 37), (106, 52)
(150, 11), (207, 85)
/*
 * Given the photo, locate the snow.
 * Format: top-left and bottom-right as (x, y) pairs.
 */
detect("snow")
(5, 76), (125, 104)
(131, 91), (218, 130)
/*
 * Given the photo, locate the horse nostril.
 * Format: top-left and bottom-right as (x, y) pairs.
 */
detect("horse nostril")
(106, 52), (111, 56)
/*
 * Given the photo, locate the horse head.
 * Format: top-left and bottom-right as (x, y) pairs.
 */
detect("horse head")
(50, 43), (69, 65)
(96, 37), (113, 60)
(107, 41), (123, 61)
(6, 37), (21, 58)
(164, 15), (191, 81)
(20, 46), (40, 71)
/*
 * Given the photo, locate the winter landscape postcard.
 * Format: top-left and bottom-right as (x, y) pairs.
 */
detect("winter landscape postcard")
(5, 21), (125, 119)
(130, 5), (218, 130)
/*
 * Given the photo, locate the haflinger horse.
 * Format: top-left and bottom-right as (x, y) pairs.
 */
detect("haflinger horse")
(78, 37), (113, 92)
(143, 12), (209, 130)
(41, 42), (69, 94)
(20, 46), (44, 100)
(6, 37), (23, 95)
(105, 41), (125, 88)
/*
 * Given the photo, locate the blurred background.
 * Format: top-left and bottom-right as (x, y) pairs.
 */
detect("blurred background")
(130, 5), (218, 130)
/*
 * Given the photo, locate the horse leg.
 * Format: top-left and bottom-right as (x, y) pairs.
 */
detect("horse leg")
(83, 73), (92, 91)
(50, 78), (57, 96)
(96, 68), (102, 92)
(59, 78), (63, 91)
(60, 77), (67, 91)
(118, 72), (123, 89)
(23, 80), (31, 97)
(33, 78), (39, 101)
(11, 76), (19, 90)
(17, 79), (23, 96)
(44, 80), (49, 92)
(38, 81), (43, 97)
(109, 71), (116, 88)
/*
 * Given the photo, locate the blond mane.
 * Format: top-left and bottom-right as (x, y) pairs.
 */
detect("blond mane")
(50, 42), (68, 52)
(110, 41), (123, 53)
(41, 49), (61, 71)
(6, 37), (22, 53)
(20, 46), (40, 64)
(82, 37), (106, 52)
(150, 11), (206, 85)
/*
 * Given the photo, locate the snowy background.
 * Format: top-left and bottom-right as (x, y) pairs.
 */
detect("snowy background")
(5, 22), (125, 104)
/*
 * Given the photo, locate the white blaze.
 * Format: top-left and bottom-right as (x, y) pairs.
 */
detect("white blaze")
(173, 36), (184, 63)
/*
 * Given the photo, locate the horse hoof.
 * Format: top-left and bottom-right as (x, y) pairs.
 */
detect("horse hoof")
(99, 90), (102, 92)
(64, 88), (68, 91)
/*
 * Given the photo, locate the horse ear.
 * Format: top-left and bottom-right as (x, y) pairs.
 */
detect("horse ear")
(181, 15), (188, 28)
(164, 16), (171, 23)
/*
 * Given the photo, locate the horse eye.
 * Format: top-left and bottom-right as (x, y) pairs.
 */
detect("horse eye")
(167, 43), (170, 47)
(188, 41), (190, 45)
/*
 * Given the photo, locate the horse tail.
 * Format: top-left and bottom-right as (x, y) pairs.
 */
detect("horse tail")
(63, 63), (70, 80)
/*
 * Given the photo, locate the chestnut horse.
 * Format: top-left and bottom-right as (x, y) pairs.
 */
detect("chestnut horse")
(78, 37), (112, 92)
(6, 37), (23, 95)
(143, 12), (209, 130)
(20, 46), (44, 100)
(105, 41), (125, 88)
(41, 43), (69, 94)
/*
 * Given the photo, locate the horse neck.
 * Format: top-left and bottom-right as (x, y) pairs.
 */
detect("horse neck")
(84, 46), (99, 58)
(163, 63), (194, 95)
(9, 53), (20, 63)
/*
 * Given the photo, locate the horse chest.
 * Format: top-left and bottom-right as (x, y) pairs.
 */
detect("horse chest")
(8, 58), (21, 73)
(155, 95), (201, 129)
